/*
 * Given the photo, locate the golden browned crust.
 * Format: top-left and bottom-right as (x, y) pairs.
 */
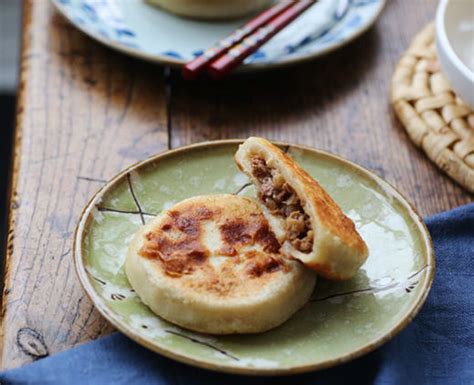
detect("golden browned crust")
(235, 137), (369, 280)
(139, 195), (289, 297)
(278, 154), (367, 255)
(236, 138), (367, 255)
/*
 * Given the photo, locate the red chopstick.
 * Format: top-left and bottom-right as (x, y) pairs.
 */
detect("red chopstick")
(182, 1), (295, 80)
(208, 0), (315, 80)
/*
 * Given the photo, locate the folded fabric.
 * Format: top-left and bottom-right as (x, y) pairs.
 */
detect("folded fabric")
(1, 204), (473, 385)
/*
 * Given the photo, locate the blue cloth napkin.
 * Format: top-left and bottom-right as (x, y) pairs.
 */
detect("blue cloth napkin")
(2, 204), (473, 385)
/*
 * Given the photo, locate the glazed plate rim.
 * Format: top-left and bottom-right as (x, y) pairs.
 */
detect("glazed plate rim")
(52, 0), (387, 71)
(73, 139), (435, 376)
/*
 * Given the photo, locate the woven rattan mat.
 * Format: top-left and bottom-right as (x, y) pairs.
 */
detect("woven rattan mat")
(391, 24), (474, 193)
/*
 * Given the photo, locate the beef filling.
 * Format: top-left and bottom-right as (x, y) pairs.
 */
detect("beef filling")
(251, 156), (314, 253)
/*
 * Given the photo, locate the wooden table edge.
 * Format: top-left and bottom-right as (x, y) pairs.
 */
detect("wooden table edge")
(0, 0), (30, 366)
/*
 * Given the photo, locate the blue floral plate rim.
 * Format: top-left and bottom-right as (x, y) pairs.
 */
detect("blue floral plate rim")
(51, 0), (387, 71)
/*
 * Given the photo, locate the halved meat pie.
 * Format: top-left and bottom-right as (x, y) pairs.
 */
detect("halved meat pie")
(235, 137), (369, 280)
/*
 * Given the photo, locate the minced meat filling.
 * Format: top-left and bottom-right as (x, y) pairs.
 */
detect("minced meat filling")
(251, 156), (314, 253)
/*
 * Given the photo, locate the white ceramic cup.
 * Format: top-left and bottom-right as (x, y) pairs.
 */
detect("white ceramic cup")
(436, 0), (474, 108)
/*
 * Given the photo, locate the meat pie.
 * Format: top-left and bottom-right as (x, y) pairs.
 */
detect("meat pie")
(235, 137), (369, 280)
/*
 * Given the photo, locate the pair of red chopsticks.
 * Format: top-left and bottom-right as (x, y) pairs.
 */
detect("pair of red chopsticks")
(182, 1), (316, 80)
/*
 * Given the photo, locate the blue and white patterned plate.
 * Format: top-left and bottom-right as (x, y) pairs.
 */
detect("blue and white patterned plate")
(52, 0), (386, 70)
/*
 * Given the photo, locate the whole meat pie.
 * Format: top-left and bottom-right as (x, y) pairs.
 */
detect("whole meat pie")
(235, 137), (369, 281)
(125, 195), (316, 334)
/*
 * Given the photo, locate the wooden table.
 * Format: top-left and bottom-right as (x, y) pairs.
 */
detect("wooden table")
(1, 0), (472, 370)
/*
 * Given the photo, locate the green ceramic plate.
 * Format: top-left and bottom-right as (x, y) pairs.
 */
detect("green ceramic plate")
(74, 140), (434, 375)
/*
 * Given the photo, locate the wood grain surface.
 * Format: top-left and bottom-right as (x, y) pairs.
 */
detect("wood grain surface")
(1, 0), (472, 369)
